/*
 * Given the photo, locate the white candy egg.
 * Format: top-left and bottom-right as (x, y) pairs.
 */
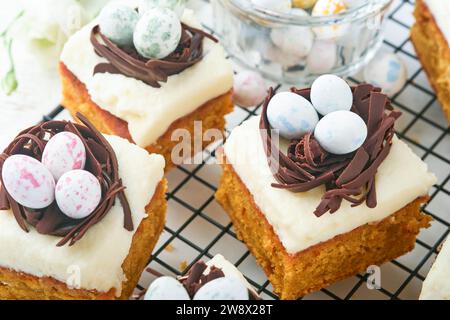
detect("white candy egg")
(314, 110), (367, 154)
(251, 0), (292, 12)
(264, 45), (304, 68)
(363, 52), (407, 96)
(42, 132), (86, 181)
(270, 9), (314, 58)
(306, 40), (337, 74)
(310, 74), (353, 115)
(55, 170), (101, 219)
(233, 70), (267, 107)
(267, 91), (319, 140)
(133, 7), (181, 59)
(193, 277), (249, 300)
(139, 0), (186, 17)
(144, 276), (190, 300)
(1, 155), (55, 209)
(99, 4), (139, 47)
(312, 0), (347, 39)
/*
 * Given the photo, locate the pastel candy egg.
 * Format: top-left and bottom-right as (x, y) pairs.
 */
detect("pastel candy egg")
(99, 4), (139, 47)
(310, 74), (353, 115)
(293, 0), (318, 9)
(193, 277), (249, 300)
(312, 0), (347, 39)
(144, 276), (190, 300)
(139, 0), (186, 17)
(1, 155), (55, 209)
(267, 91), (319, 140)
(42, 132), (86, 181)
(306, 40), (337, 74)
(363, 53), (407, 96)
(314, 110), (367, 154)
(233, 70), (267, 107)
(251, 0), (292, 12)
(55, 170), (101, 220)
(270, 9), (314, 58)
(133, 8), (182, 59)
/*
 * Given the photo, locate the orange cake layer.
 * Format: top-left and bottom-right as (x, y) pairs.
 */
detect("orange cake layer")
(0, 179), (167, 300)
(411, 0), (450, 123)
(215, 160), (431, 300)
(60, 62), (234, 170)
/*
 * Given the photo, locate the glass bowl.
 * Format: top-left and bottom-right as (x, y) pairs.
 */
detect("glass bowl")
(212, 0), (393, 85)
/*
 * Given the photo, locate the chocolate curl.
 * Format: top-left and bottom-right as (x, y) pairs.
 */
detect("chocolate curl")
(179, 261), (226, 298)
(260, 84), (401, 217)
(90, 23), (217, 88)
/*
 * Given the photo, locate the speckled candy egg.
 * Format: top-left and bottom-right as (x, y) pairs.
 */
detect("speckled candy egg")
(139, 0), (186, 17)
(55, 170), (101, 220)
(314, 110), (367, 154)
(233, 70), (267, 107)
(133, 7), (182, 59)
(1, 155), (55, 209)
(306, 40), (337, 74)
(144, 276), (190, 300)
(193, 277), (249, 300)
(42, 132), (86, 181)
(293, 0), (318, 9)
(270, 9), (314, 58)
(267, 91), (319, 140)
(99, 4), (139, 47)
(251, 0), (292, 12)
(363, 52), (407, 96)
(312, 0), (347, 39)
(310, 74), (353, 115)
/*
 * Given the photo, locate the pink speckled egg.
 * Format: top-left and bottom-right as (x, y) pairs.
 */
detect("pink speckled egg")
(42, 132), (86, 181)
(1, 154), (55, 209)
(233, 71), (267, 108)
(55, 170), (101, 220)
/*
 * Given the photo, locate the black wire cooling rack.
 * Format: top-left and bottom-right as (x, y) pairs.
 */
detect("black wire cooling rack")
(42, 0), (449, 300)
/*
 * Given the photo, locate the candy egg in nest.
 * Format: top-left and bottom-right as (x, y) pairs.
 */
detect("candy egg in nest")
(55, 170), (102, 220)
(144, 276), (190, 300)
(310, 74), (353, 115)
(42, 132), (86, 181)
(1, 154), (55, 209)
(133, 7), (182, 59)
(314, 110), (367, 155)
(99, 4), (139, 47)
(267, 91), (319, 140)
(193, 277), (249, 300)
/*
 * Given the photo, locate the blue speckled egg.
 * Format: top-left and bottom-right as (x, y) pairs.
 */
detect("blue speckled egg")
(314, 110), (367, 155)
(310, 74), (353, 115)
(267, 91), (319, 140)
(144, 276), (190, 300)
(138, 0), (186, 17)
(133, 7), (181, 59)
(99, 4), (139, 47)
(363, 52), (407, 96)
(193, 277), (249, 300)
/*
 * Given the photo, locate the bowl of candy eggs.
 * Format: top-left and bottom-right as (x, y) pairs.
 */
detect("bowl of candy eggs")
(212, 0), (393, 84)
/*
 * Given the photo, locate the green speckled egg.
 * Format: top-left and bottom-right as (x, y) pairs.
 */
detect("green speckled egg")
(99, 4), (139, 47)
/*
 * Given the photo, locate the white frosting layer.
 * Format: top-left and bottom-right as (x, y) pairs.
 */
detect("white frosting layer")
(224, 117), (437, 254)
(0, 135), (165, 296)
(60, 8), (233, 147)
(420, 237), (450, 300)
(424, 0), (450, 45)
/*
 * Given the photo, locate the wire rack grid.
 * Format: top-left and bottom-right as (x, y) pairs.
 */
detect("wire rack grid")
(44, 0), (450, 300)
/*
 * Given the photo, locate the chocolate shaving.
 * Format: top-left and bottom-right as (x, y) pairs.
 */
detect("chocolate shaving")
(260, 84), (401, 217)
(90, 23), (217, 88)
(0, 113), (133, 246)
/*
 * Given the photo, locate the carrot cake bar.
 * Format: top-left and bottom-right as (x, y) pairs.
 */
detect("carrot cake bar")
(411, 0), (450, 123)
(0, 115), (167, 299)
(59, 3), (234, 169)
(216, 76), (436, 299)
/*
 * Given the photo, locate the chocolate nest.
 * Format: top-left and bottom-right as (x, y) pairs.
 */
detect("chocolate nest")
(0, 113), (133, 247)
(260, 84), (402, 217)
(91, 23), (217, 88)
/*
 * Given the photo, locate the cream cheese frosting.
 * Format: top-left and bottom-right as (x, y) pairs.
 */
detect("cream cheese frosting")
(60, 8), (234, 148)
(420, 237), (450, 300)
(223, 116), (437, 255)
(424, 0), (450, 45)
(0, 135), (165, 296)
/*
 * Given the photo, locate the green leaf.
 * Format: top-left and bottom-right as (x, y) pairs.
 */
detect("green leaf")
(1, 69), (18, 96)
